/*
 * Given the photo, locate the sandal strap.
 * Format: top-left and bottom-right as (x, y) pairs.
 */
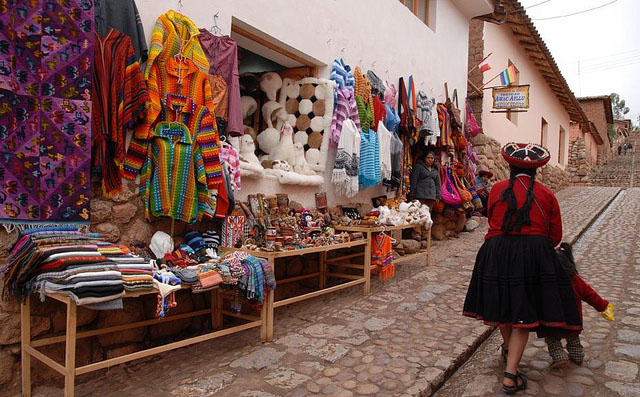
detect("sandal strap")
(503, 371), (517, 381)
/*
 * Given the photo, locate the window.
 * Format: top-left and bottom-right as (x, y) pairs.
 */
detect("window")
(558, 126), (566, 165)
(506, 60), (520, 125)
(399, 0), (435, 28)
(541, 118), (548, 147)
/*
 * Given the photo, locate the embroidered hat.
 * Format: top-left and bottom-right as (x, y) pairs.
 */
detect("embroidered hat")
(478, 170), (494, 178)
(501, 142), (550, 169)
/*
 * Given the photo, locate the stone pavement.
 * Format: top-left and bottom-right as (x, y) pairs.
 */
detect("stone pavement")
(436, 188), (640, 397)
(28, 186), (620, 397)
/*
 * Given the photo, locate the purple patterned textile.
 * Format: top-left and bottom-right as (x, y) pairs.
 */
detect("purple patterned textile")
(0, 0), (94, 224)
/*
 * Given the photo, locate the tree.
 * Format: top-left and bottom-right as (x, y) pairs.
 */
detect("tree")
(610, 93), (630, 120)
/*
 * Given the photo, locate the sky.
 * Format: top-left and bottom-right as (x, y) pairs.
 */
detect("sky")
(519, 0), (640, 126)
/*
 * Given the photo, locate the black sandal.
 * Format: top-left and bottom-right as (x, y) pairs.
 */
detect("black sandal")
(500, 343), (508, 364)
(502, 371), (527, 394)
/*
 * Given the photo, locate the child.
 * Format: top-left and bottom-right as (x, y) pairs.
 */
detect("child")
(543, 243), (615, 366)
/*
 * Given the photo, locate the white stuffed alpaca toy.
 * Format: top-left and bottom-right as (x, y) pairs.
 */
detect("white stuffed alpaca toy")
(269, 121), (296, 166)
(260, 72), (283, 101)
(261, 100), (285, 129)
(239, 135), (262, 166)
(278, 78), (298, 106)
(241, 96), (258, 123)
(256, 127), (280, 155)
(292, 143), (315, 175)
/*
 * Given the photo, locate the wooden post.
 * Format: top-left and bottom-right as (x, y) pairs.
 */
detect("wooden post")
(363, 231), (372, 295)
(266, 280), (275, 341)
(64, 299), (77, 397)
(426, 227), (432, 266)
(319, 251), (327, 289)
(213, 289), (223, 329)
(260, 291), (268, 342)
(21, 296), (31, 397)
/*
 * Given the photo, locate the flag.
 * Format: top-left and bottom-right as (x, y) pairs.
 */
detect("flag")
(478, 58), (491, 73)
(500, 65), (518, 86)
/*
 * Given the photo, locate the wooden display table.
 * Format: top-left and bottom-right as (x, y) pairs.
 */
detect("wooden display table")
(21, 287), (268, 397)
(335, 223), (432, 280)
(222, 239), (368, 341)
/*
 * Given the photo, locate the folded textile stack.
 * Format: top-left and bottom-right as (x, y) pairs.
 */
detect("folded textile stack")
(3, 227), (125, 309)
(111, 257), (154, 292)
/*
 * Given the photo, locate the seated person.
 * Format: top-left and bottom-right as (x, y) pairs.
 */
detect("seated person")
(475, 170), (493, 216)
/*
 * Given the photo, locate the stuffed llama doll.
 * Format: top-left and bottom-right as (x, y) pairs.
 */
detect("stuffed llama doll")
(293, 143), (315, 175)
(260, 72), (283, 101)
(269, 121), (296, 166)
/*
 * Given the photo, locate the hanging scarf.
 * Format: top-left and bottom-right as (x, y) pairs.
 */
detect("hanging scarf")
(332, 119), (361, 197)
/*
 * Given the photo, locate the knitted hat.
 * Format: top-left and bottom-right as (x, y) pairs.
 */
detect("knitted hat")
(478, 170), (494, 178)
(202, 230), (220, 250)
(184, 231), (207, 252)
(149, 231), (174, 259)
(501, 142), (550, 169)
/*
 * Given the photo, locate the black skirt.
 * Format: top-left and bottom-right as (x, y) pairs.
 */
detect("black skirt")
(463, 234), (582, 331)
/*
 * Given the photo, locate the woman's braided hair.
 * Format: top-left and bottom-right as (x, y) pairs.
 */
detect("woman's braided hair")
(500, 166), (537, 233)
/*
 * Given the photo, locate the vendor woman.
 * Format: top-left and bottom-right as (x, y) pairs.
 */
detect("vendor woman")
(410, 151), (441, 210)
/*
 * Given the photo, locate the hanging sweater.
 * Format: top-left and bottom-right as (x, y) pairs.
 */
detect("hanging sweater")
(332, 119), (361, 197)
(330, 88), (361, 146)
(359, 128), (380, 188)
(377, 121), (392, 181)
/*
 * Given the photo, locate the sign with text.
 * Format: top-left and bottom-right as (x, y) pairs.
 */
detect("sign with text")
(492, 85), (530, 109)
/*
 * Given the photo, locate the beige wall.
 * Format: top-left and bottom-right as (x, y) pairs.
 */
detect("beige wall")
(579, 100), (612, 159)
(480, 22), (571, 167)
(570, 123), (598, 165)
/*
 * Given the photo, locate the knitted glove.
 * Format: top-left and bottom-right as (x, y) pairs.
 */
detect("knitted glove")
(601, 303), (615, 321)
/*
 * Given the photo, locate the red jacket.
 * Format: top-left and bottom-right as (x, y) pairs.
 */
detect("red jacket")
(538, 274), (608, 338)
(571, 274), (609, 320)
(485, 175), (562, 246)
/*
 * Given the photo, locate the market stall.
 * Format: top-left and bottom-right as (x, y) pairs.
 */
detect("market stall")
(21, 287), (268, 397)
(222, 239), (368, 341)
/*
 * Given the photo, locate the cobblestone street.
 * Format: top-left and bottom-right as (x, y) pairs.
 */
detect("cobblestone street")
(28, 186), (627, 397)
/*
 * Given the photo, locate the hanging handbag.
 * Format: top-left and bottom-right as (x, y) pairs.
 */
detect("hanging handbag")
(441, 167), (462, 206)
(453, 171), (473, 211)
(445, 87), (462, 130)
(452, 159), (465, 178)
(465, 178), (483, 210)
(465, 99), (482, 137)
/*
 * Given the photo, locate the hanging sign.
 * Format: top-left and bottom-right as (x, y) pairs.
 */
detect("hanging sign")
(492, 84), (530, 109)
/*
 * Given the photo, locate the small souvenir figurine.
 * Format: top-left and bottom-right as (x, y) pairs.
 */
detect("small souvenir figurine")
(301, 212), (315, 228)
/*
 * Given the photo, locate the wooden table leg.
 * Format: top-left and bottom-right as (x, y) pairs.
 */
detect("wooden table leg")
(267, 254), (275, 341)
(260, 290), (268, 342)
(212, 289), (223, 329)
(319, 251), (327, 290)
(21, 295), (31, 397)
(64, 299), (77, 397)
(426, 226), (432, 266)
(364, 231), (372, 296)
(266, 282), (275, 341)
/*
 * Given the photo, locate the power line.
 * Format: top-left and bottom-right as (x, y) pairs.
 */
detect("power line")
(582, 54), (640, 70)
(525, 0), (553, 10)
(581, 59), (640, 73)
(580, 49), (640, 63)
(532, 0), (619, 21)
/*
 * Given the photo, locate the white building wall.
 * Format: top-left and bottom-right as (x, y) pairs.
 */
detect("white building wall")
(135, 0), (491, 206)
(481, 22), (571, 168)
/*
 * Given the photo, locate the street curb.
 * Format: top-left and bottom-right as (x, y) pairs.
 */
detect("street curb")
(425, 187), (622, 397)
(567, 188), (622, 245)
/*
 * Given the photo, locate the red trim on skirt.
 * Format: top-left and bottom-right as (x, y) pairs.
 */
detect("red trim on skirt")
(462, 311), (583, 330)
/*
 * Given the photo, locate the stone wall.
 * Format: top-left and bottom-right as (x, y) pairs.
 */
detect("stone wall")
(567, 136), (592, 184)
(470, 134), (570, 192)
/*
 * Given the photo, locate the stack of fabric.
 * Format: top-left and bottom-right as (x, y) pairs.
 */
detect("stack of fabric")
(3, 227), (125, 309)
(110, 256), (154, 293)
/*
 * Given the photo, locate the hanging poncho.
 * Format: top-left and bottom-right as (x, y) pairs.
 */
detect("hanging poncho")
(332, 119), (361, 197)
